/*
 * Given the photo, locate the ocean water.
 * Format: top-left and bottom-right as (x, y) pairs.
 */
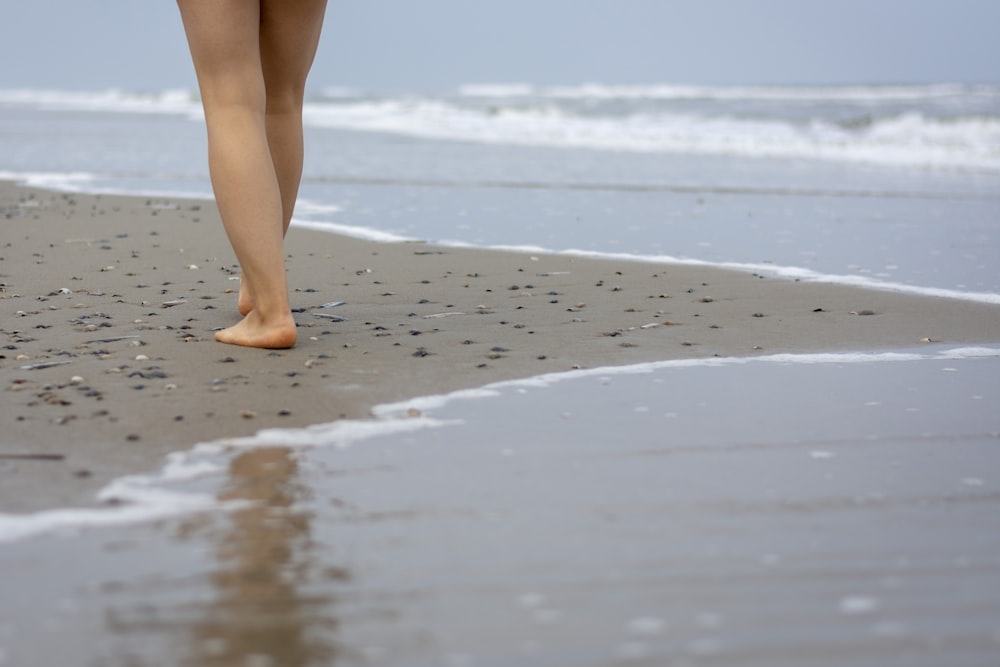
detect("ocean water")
(1, 83), (999, 297)
(1, 346), (999, 666)
(2, 83), (1000, 663)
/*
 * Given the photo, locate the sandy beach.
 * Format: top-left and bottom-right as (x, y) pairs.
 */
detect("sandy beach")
(2, 180), (1000, 514)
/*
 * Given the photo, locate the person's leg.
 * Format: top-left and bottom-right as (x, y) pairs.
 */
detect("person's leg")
(235, 0), (328, 316)
(261, 0), (327, 233)
(177, 0), (297, 348)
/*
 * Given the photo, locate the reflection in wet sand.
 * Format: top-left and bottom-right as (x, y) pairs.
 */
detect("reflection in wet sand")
(189, 447), (342, 667)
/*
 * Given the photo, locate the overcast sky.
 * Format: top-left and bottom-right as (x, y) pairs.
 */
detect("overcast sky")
(1, 0), (998, 92)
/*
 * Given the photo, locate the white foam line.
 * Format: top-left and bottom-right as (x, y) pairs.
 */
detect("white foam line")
(0, 491), (222, 545)
(372, 346), (1000, 419)
(432, 241), (1000, 305)
(0, 170), (214, 202)
(2, 347), (997, 545)
(0, 416), (457, 545)
(5, 172), (999, 304)
(290, 218), (416, 244)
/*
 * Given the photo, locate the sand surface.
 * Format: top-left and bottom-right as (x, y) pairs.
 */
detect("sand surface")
(2, 181), (1000, 513)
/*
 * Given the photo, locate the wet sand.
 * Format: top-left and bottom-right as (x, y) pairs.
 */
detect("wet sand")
(2, 180), (1000, 513)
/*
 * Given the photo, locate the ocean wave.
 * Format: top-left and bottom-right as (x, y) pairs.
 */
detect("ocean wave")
(302, 99), (999, 170)
(458, 82), (1000, 103)
(0, 88), (202, 117)
(3, 86), (998, 170)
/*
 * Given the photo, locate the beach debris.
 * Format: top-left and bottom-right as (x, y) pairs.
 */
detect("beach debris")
(850, 310), (876, 316)
(319, 300), (346, 308)
(69, 376), (84, 385)
(128, 367), (168, 380)
(240, 410), (256, 419)
(920, 337), (938, 343)
(312, 312), (347, 322)
(185, 264), (199, 270)
(412, 347), (431, 357)
(39, 391), (71, 406)
(135, 354), (149, 361)
(85, 335), (141, 344)
(161, 298), (187, 308)
(640, 323), (660, 329)
(423, 312), (465, 319)
(19, 359), (73, 371)
(752, 312), (765, 318)
(0, 453), (65, 461)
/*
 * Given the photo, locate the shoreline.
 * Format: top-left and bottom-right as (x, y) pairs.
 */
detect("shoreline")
(2, 180), (1000, 514)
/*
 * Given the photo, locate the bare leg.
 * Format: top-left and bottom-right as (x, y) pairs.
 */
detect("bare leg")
(177, 0), (324, 348)
(236, 0), (327, 316)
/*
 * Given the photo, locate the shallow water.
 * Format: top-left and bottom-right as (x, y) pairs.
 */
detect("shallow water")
(2, 347), (999, 666)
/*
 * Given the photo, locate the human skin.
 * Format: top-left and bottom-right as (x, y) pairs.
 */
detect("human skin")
(177, 0), (327, 348)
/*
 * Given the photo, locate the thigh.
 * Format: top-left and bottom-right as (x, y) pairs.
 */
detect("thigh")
(259, 0), (328, 102)
(177, 0), (265, 106)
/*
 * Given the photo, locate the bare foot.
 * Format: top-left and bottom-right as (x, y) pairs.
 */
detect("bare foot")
(215, 311), (297, 349)
(238, 280), (254, 316)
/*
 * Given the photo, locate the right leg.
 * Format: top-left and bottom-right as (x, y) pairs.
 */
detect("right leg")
(236, 0), (328, 316)
(177, 0), (297, 348)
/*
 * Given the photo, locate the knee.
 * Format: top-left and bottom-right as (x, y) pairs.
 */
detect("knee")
(198, 70), (267, 114)
(265, 86), (305, 116)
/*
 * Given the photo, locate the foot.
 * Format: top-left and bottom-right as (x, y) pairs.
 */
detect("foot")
(215, 310), (297, 349)
(238, 280), (254, 316)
